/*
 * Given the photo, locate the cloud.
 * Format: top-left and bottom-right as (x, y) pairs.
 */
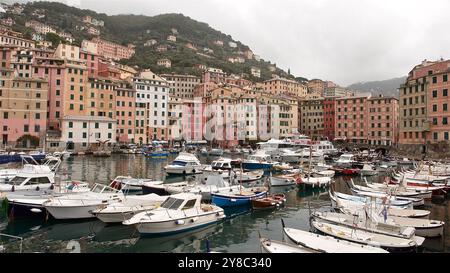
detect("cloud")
(13, 0), (450, 85)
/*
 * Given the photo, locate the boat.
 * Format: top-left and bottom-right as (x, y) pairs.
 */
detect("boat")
(146, 147), (169, 158)
(270, 174), (297, 187)
(346, 181), (424, 208)
(334, 153), (357, 168)
(330, 191), (430, 219)
(43, 183), (125, 220)
(364, 178), (432, 200)
(4, 180), (90, 218)
(241, 151), (274, 170)
(90, 193), (169, 223)
(251, 193), (286, 210)
(311, 141), (338, 156)
(164, 153), (203, 175)
(259, 237), (318, 253)
(296, 175), (332, 188)
(186, 173), (242, 201)
(282, 221), (388, 253)
(311, 219), (422, 252)
(0, 163), (59, 193)
(208, 148), (224, 156)
(123, 193), (226, 235)
(379, 215), (444, 238)
(209, 157), (242, 171)
(211, 186), (268, 207)
(331, 191), (413, 209)
(311, 211), (423, 242)
(272, 162), (293, 172)
(141, 181), (188, 195)
(92, 150), (112, 157)
(109, 176), (156, 192)
(360, 163), (378, 176)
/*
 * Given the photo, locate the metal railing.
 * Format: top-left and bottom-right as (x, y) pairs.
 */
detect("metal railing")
(0, 233), (23, 253)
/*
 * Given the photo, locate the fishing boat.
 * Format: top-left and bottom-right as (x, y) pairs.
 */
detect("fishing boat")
(347, 181), (424, 208)
(296, 175), (332, 188)
(270, 174), (297, 187)
(251, 193), (286, 210)
(364, 178), (432, 200)
(43, 183), (125, 220)
(123, 193), (226, 235)
(90, 193), (168, 223)
(330, 191), (431, 219)
(259, 238), (318, 253)
(360, 164), (378, 176)
(271, 162), (293, 172)
(331, 191), (413, 209)
(311, 219), (422, 252)
(211, 186), (268, 207)
(379, 215), (444, 238)
(164, 153), (203, 175)
(311, 211), (423, 241)
(282, 222), (388, 253)
(241, 150), (275, 170)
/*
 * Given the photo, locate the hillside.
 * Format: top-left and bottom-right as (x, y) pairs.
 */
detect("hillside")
(5, 1), (293, 81)
(347, 76), (406, 97)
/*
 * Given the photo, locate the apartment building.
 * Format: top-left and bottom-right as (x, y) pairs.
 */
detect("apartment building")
(161, 74), (201, 99)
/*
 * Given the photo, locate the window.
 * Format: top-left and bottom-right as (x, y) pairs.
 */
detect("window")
(444, 75), (448, 82)
(68, 132), (73, 138)
(95, 123), (99, 129)
(432, 90), (438, 98)
(182, 199), (196, 210)
(444, 89), (448, 97)
(68, 122), (73, 128)
(444, 104), (448, 112)
(82, 132), (87, 139)
(83, 122), (87, 129)
(432, 76), (437, 84)
(443, 117), (448, 125)
(445, 132), (449, 141)
(34, 125), (40, 133)
(434, 132), (438, 140)
(24, 125), (29, 132)
(433, 105), (438, 112)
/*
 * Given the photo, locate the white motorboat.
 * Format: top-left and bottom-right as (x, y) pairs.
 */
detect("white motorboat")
(282, 223), (388, 253)
(208, 148), (224, 156)
(331, 191), (413, 209)
(43, 183), (125, 220)
(311, 219), (422, 252)
(91, 193), (168, 223)
(269, 174), (297, 187)
(110, 176), (155, 192)
(259, 238), (318, 253)
(364, 178), (432, 200)
(164, 153), (203, 175)
(5, 180), (90, 218)
(123, 193), (226, 235)
(0, 165), (57, 193)
(311, 141), (338, 155)
(0, 156), (60, 184)
(280, 148), (323, 163)
(241, 151), (275, 170)
(360, 164), (378, 176)
(141, 180), (188, 195)
(334, 153), (356, 168)
(187, 174), (242, 201)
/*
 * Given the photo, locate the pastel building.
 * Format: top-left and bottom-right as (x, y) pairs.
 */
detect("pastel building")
(0, 68), (48, 145)
(335, 96), (368, 143)
(299, 98), (324, 140)
(262, 77), (307, 98)
(367, 96), (399, 146)
(161, 73), (201, 99)
(115, 80), (136, 143)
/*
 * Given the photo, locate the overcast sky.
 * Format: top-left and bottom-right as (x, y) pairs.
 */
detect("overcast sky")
(7, 0), (450, 86)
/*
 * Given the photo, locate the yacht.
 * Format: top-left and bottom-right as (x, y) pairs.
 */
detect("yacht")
(279, 148), (323, 163)
(123, 193), (226, 235)
(43, 183), (125, 220)
(311, 141), (338, 156)
(0, 164), (58, 193)
(0, 156), (60, 183)
(164, 153), (203, 175)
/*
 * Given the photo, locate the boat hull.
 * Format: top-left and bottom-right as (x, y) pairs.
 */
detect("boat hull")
(211, 191), (267, 207)
(135, 212), (225, 235)
(241, 162), (272, 170)
(45, 204), (102, 219)
(270, 176), (296, 187)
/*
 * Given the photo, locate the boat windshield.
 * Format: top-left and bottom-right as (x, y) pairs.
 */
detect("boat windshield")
(171, 161), (187, 166)
(5, 176), (27, 185)
(160, 197), (184, 209)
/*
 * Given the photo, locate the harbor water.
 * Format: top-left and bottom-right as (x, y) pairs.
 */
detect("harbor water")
(0, 154), (449, 253)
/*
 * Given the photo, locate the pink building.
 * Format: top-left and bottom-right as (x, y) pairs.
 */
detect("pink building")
(115, 81), (136, 143)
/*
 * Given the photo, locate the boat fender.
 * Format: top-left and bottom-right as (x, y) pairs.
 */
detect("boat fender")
(191, 217), (199, 222)
(11, 185), (14, 192)
(35, 186), (40, 191)
(175, 219), (185, 225)
(30, 208), (42, 213)
(230, 199), (237, 202)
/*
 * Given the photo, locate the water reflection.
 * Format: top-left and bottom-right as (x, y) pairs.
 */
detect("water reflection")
(0, 154), (448, 253)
